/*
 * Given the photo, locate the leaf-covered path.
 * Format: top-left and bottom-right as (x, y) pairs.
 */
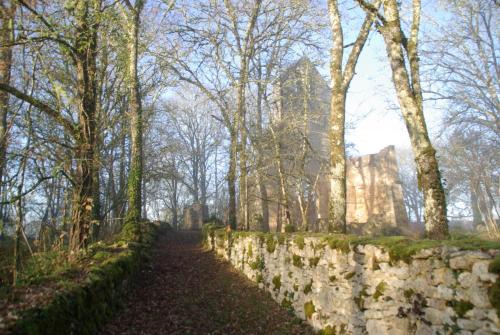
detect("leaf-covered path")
(100, 231), (315, 335)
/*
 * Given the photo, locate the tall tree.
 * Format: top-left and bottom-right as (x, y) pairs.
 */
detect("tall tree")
(0, 0), (104, 251)
(0, 1), (16, 223)
(327, 0), (380, 233)
(357, 0), (449, 239)
(120, 0), (145, 239)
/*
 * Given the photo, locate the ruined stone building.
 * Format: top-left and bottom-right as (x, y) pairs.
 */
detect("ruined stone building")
(248, 58), (409, 234)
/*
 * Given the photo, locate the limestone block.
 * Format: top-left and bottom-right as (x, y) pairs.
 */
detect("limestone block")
(449, 251), (491, 270)
(472, 261), (498, 283)
(430, 267), (456, 286)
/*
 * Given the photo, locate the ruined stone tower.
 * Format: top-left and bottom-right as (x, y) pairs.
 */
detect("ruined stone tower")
(251, 58), (409, 234)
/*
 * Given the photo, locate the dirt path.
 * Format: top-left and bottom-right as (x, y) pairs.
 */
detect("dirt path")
(100, 231), (315, 335)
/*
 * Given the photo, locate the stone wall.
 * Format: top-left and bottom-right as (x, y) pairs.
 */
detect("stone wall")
(207, 230), (500, 334)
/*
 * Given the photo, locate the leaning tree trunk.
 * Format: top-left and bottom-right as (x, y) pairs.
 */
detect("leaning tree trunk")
(380, 0), (448, 239)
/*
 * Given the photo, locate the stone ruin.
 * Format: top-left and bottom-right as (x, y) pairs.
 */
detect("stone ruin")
(248, 57), (409, 234)
(181, 203), (208, 230)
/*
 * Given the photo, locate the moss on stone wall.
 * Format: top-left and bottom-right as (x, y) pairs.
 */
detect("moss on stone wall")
(304, 301), (315, 319)
(309, 257), (320, 267)
(8, 222), (158, 335)
(449, 299), (474, 318)
(272, 275), (281, 291)
(266, 236), (277, 253)
(292, 254), (303, 268)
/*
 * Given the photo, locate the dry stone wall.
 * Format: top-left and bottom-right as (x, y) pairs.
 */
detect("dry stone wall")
(207, 231), (500, 335)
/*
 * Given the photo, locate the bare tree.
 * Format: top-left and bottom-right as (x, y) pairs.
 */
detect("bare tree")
(425, 0), (499, 143)
(327, 0), (381, 233)
(357, 0), (449, 239)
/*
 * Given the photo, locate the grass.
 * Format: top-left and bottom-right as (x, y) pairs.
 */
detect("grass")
(223, 229), (500, 263)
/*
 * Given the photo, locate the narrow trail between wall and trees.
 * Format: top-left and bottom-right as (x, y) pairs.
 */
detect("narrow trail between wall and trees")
(100, 231), (315, 335)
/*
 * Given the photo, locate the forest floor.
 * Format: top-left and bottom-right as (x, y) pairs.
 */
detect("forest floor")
(100, 231), (315, 335)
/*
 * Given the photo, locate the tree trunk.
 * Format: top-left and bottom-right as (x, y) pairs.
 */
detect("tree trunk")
(124, 1), (144, 239)
(328, 90), (347, 233)
(380, 0), (448, 239)
(69, 0), (101, 252)
(327, 0), (380, 233)
(270, 126), (291, 231)
(236, 71), (249, 230)
(470, 182), (483, 226)
(0, 2), (15, 222)
(227, 129), (237, 229)
(255, 64), (269, 231)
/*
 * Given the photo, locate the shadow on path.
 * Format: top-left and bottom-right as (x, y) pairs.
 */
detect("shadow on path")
(100, 231), (315, 335)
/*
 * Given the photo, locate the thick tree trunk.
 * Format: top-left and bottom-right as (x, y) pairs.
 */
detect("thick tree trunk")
(124, 2), (144, 239)
(328, 91), (347, 233)
(380, 0), (448, 239)
(327, 0), (379, 233)
(69, 0), (101, 252)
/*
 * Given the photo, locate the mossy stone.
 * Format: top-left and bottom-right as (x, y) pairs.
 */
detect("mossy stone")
(304, 301), (315, 319)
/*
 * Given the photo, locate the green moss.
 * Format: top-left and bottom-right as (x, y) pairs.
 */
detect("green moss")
(404, 288), (415, 301)
(373, 281), (387, 301)
(284, 224), (296, 233)
(288, 271), (293, 278)
(309, 257), (320, 267)
(329, 275), (337, 282)
(448, 299), (474, 318)
(354, 286), (369, 311)
(9, 221), (157, 335)
(292, 254), (303, 268)
(247, 243), (253, 258)
(256, 274), (263, 283)
(344, 271), (356, 280)
(277, 234), (286, 245)
(266, 236), (277, 253)
(249, 256), (265, 271)
(293, 283), (299, 291)
(489, 255), (500, 274)
(281, 297), (293, 311)
(319, 325), (336, 335)
(272, 274), (281, 291)
(488, 279), (500, 318)
(303, 280), (313, 294)
(294, 236), (305, 250)
(304, 301), (315, 319)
